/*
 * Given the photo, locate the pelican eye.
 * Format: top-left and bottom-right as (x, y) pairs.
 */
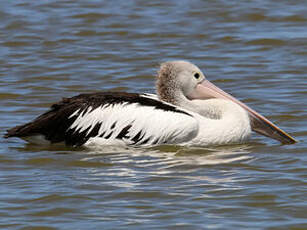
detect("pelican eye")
(194, 73), (200, 79)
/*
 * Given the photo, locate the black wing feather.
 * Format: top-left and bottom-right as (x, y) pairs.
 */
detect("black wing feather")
(5, 92), (190, 146)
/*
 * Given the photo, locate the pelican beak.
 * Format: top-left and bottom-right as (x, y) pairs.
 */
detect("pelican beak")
(189, 79), (297, 144)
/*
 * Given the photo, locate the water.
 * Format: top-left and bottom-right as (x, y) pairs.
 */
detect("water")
(1, 0), (306, 229)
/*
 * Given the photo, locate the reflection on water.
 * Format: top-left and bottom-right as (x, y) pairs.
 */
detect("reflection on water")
(84, 144), (253, 167)
(77, 145), (253, 195)
(0, 0), (306, 229)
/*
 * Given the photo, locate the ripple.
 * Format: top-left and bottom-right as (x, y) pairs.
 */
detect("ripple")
(20, 227), (57, 230)
(244, 13), (268, 21)
(0, 93), (20, 100)
(66, 160), (113, 168)
(71, 12), (111, 19)
(245, 38), (286, 46)
(24, 158), (56, 165)
(0, 0), (306, 229)
(282, 15), (307, 22)
(28, 208), (77, 217)
(2, 41), (31, 47)
(29, 194), (92, 204)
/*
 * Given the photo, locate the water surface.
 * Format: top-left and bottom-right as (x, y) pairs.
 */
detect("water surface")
(0, 0), (306, 229)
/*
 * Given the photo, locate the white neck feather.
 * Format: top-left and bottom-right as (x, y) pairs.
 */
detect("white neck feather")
(181, 98), (252, 146)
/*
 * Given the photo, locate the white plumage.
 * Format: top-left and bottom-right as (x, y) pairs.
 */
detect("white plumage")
(68, 96), (199, 147)
(65, 96), (251, 147)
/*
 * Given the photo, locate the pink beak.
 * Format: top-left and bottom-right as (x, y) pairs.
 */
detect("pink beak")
(189, 79), (296, 144)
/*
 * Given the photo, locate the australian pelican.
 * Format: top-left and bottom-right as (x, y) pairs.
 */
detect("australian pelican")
(5, 61), (296, 147)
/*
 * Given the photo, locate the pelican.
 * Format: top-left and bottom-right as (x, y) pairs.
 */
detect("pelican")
(5, 60), (296, 147)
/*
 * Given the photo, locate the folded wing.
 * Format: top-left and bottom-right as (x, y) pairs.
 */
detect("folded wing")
(5, 92), (199, 146)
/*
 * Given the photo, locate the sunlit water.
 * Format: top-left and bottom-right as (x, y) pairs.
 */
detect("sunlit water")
(0, 1), (306, 229)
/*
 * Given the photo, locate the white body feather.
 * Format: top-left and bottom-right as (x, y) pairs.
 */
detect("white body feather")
(68, 96), (251, 147)
(186, 99), (251, 146)
(69, 96), (199, 147)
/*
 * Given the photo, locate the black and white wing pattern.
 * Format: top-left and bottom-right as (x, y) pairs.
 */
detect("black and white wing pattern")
(5, 92), (199, 147)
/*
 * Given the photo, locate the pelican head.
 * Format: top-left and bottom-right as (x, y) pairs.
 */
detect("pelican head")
(156, 60), (296, 144)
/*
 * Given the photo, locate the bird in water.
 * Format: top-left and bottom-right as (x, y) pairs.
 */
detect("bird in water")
(5, 60), (296, 147)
